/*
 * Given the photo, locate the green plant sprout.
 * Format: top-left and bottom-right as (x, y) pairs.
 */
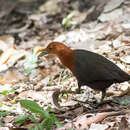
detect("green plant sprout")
(17, 99), (62, 130)
(62, 12), (77, 27)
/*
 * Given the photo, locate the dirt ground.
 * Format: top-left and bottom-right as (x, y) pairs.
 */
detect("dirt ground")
(0, 0), (130, 129)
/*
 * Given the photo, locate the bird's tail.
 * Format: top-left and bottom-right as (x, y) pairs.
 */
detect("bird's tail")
(121, 73), (130, 82)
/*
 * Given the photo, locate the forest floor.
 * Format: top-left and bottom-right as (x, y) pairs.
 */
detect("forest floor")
(0, 0), (130, 129)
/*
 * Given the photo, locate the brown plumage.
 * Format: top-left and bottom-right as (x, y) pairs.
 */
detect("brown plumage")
(42, 42), (130, 101)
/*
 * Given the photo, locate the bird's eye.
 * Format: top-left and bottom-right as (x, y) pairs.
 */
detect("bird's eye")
(48, 46), (52, 50)
(47, 44), (57, 51)
(51, 45), (57, 50)
(52, 45), (56, 48)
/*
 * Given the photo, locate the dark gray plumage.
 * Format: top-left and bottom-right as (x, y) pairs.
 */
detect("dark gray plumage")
(74, 50), (130, 101)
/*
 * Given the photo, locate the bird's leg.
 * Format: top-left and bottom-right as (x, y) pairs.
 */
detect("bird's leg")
(101, 89), (106, 102)
(96, 89), (119, 108)
(76, 82), (81, 94)
(94, 90), (107, 108)
(76, 87), (81, 94)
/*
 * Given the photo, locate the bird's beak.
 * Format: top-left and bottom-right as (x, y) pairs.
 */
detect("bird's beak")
(39, 48), (48, 57)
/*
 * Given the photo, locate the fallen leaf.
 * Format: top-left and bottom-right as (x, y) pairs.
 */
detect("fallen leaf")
(103, 0), (124, 13)
(121, 23), (130, 29)
(39, 0), (60, 15)
(0, 47), (16, 65)
(120, 56), (130, 64)
(98, 9), (123, 22)
(0, 35), (14, 51)
(17, 90), (48, 101)
(4, 70), (21, 82)
(118, 117), (129, 130)
(0, 84), (12, 93)
(89, 123), (108, 130)
(57, 110), (130, 130)
(0, 47), (27, 72)
(3, 116), (14, 123)
(112, 39), (123, 48)
(0, 0), (18, 18)
(0, 76), (13, 84)
(0, 127), (9, 130)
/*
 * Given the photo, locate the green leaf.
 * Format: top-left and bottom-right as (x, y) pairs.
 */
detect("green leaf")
(67, 12), (75, 19)
(14, 115), (29, 124)
(62, 12), (76, 26)
(11, 97), (16, 104)
(2, 89), (15, 96)
(28, 114), (37, 123)
(43, 107), (51, 118)
(62, 18), (68, 25)
(55, 120), (63, 128)
(68, 21), (77, 25)
(32, 48), (34, 54)
(62, 93), (68, 99)
(1, 90), (9, 96)
(41, 113), (62, 130)
(9, 89), (15, 94)
(120, 100), (130, 105)
(24, 52), (38, 75)
(20, 100), (44, 115)
(20, 100), (62, 130)
(41, 118), (53, 130)
(0, 111), (10, 117)
(0, 120), (3, 126)
(30, 123), (43, 130)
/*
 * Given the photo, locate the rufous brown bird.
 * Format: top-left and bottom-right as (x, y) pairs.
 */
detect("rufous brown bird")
(41, 42), (130, 101)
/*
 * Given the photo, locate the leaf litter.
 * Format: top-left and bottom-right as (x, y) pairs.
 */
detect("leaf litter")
(0, 0), (129, 129)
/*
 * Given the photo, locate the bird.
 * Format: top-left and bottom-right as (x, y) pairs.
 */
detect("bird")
(41, 42), (130, 101)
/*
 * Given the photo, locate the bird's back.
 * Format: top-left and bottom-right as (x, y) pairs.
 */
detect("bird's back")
(73, 49), (130, 90)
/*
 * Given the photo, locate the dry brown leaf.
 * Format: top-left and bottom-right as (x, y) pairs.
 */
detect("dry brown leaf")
(0, 47), (16, 65)
(98, 9), (123, 22)
(0, 35), (14, 51)
(17, 90), (46, 100)
(103, 0), (124, 13)
(0, 76), (13, 84)
(118, 117), (129, 130)
(57, 110), (130, 130)
(57, 112), (109, 130)
(0, 47), (27, 72)
(4, 70), (21, 82)
(39, 0), (60, 15)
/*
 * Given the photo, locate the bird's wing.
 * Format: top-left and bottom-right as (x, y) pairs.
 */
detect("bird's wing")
(74, 50), (129, 83)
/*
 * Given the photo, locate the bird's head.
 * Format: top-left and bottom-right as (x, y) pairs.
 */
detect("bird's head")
(41, 42), (72, 57)
(40, 42), (74, 72)
(46, 42), (65, 55)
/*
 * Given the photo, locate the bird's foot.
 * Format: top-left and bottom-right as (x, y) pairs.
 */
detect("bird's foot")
(95, 99), (120, 108)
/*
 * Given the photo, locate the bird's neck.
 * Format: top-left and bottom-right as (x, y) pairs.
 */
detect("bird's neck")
(57, 49), (74, 73)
